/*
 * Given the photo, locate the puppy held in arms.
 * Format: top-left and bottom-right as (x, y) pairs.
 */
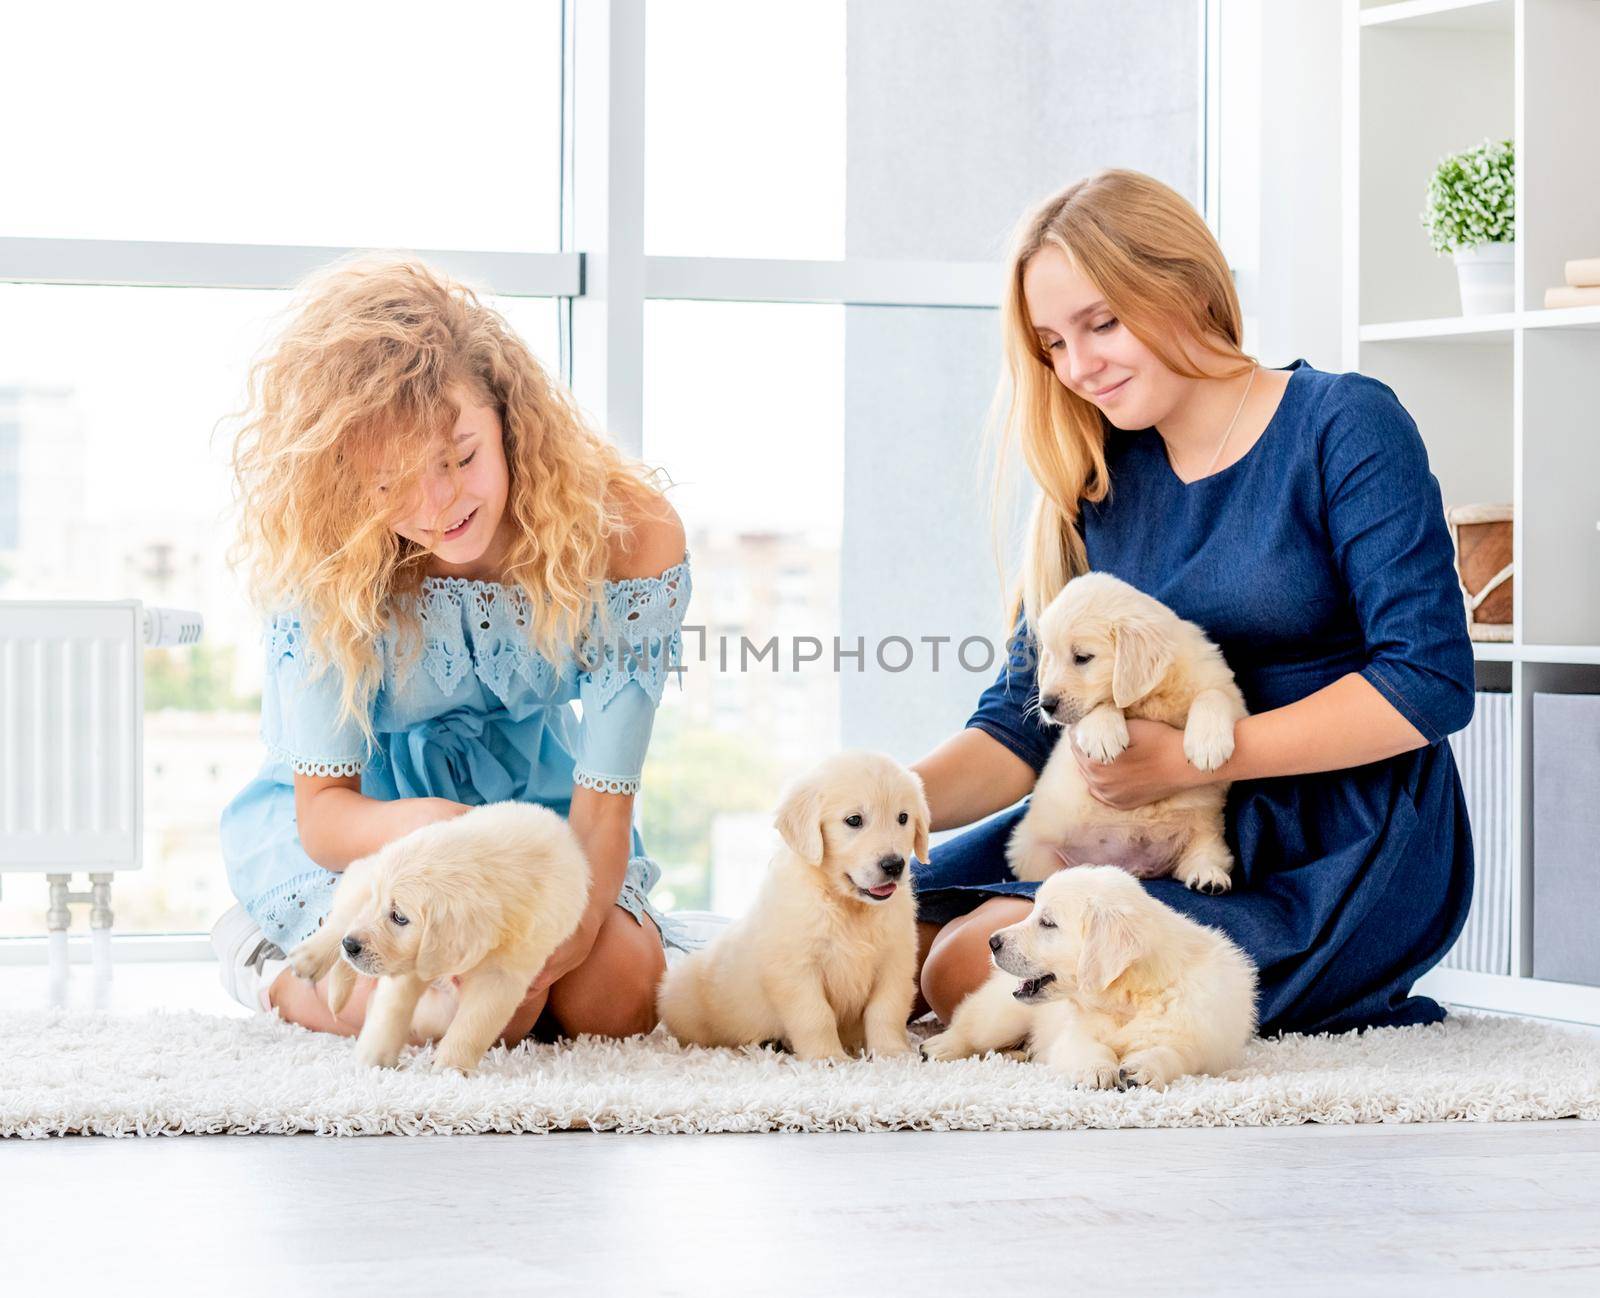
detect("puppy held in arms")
(288, 801), (590, 1075)
(657, 751), (930, 1062)
(1007, 571), (1248, 894)
(921, 867), (1257, 1088)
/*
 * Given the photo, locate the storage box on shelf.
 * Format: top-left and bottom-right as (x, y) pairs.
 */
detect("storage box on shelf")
(1531, 691), (1600, 987)
(1348, 0), (1600, 1025)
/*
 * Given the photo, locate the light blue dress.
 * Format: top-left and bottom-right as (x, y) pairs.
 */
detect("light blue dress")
(220, 556), (694, 954)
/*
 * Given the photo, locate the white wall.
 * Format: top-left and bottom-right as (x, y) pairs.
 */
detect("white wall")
(1220, 0), (1345, 371)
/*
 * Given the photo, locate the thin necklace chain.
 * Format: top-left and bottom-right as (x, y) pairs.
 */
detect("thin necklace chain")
(1196, 364), (1258, 480)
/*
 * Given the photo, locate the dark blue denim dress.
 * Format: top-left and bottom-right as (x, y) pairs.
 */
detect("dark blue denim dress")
(912, 361), (1476, 1035)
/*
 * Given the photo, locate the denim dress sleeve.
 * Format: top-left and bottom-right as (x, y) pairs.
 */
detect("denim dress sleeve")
(1318, 375), (1476, 742)
(571, 557), (692, 795)
(964, 620), (1065, 774)
(258, 613), (373, 777)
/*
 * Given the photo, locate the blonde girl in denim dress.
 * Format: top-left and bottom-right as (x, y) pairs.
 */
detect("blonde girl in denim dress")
(215, 257), (692, 1046)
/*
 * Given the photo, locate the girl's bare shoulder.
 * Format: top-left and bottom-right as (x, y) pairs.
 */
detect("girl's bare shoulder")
(606, 491), (686, 582)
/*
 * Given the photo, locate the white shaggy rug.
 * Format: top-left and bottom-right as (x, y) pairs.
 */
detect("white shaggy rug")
(3, 1008), (1597, 1138)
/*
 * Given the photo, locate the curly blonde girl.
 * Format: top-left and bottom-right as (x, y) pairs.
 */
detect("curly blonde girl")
(988, 169), (1252, 632)
(230, 256), (665, 747)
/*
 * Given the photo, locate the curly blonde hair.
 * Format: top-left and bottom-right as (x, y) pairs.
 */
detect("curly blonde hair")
(230, 256), (666, 747)
(988, 170), (1252, 632)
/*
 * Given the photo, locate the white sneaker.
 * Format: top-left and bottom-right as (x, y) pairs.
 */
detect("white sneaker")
(209, 903), (289, 1012)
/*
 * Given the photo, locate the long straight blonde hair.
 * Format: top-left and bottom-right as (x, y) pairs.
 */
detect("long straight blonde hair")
(989, 169), (1253, 634)
(230, 256), (665, 745)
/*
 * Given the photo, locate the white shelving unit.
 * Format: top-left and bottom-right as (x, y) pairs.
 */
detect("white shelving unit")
(1345, 0), (1600, 1024)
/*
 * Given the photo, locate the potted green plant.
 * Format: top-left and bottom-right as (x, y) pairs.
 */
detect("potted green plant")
(1422, 137), (1515, 316)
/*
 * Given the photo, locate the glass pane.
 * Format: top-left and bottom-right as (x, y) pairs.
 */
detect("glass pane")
(1, 1), (562, 251)
(641, 301), (842, 915)
(493, 297), (565, 378)
(0, 282), (560, 937)
(646, 1), (845, 258)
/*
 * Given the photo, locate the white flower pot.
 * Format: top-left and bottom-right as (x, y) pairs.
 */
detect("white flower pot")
(1453, 242), (1514, 316)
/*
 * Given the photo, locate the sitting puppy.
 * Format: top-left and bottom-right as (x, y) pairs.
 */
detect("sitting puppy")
(657, 750), (930, 1062)
(1007, 571), (1248, 893)
(288, 801), (590, 1074)
(921, 866), (1257, 1088)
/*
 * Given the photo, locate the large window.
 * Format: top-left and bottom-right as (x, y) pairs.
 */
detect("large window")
(0, 0), (1203, 942)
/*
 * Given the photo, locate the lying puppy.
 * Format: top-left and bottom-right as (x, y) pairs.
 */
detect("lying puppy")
(921, 866), (1257, 1088)
(657, 750), (930, 1061)
(288, 801), (590, 1074)
(1007, 571), (1248, 893)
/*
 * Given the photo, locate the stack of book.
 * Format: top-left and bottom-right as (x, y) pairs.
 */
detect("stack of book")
(1544, 258), (1600, 308)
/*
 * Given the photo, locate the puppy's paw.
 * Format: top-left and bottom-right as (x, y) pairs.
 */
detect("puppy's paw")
(1182, 720), (1236, 773)
(796, 1047), (851, 1065)
(1059, 1059), (1123, 1090)
(1075, 710), (1129, 765)
(353, 1037), (403, 1070)
(430, 1054), (479, 1078)
(1173, 857), (1233, 894)
(867, 1037), (918, 1060)
(918, 1030), (973, 1062)
(1118, 1046), (1184, 1090)
(287, 938), (334, 983)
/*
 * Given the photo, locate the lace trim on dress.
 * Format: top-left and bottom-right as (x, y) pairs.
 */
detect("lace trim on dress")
(579, 558), (692, 711)
(572, 769), (642, 796)
(264, 744), (366, 778)
(251, 869), (342, 951)
(266, 614), (306, 662)
(266, 555), (690, 715)
(414, 557), (692, 709)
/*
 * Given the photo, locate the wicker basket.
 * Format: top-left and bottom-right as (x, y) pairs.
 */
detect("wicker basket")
(1445, 503), (1513, 641)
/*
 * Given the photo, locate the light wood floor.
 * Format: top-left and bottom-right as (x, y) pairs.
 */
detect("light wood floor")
(3, 962), (1599, 1296)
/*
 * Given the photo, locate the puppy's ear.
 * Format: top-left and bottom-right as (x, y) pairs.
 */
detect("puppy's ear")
(774, 778), (826, 867)
(909, 775), (932, 863)
(1075, 895), (1147, 992)
(412, 884), (503, 984)
(1111, 617), (1174, 709)
(326, 959), (357, 1016)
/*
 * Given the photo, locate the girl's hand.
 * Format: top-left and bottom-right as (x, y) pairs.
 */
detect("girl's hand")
(525, 910), (604, 998)
(1072, 718), (1205, 809)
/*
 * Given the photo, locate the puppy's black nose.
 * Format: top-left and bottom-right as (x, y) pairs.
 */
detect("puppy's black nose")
(878, 855), (905, 879)
(988, 933), (1004, 953)
(342, 936), (362, 957)
(1040, 693), (1061, 716)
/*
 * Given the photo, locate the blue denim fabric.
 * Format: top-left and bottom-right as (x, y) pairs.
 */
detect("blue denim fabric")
(914, 362), (1476, 1036)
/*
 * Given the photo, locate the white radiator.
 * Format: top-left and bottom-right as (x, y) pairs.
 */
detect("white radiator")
(1443, 690), (1515, 975)
(0, 599), (201, 1004)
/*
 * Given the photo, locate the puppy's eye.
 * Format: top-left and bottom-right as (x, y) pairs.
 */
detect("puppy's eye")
(1072, 652), (1095, 666)
(1038, 915), (1056, 929)
(897, 811), (908, 825)
(389, 908), (410, 927)
(843, 814), (863, 828)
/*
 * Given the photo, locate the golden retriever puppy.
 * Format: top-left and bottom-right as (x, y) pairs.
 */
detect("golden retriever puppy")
(657, 751), (930, 1062)
(1007, 571), (1248, 894)
(288, 801), (589, 1074)
(921, 866), (1257, 1088)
